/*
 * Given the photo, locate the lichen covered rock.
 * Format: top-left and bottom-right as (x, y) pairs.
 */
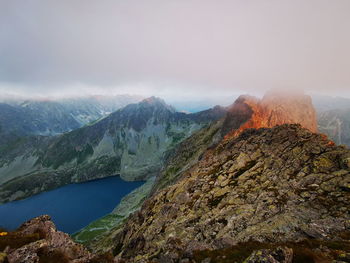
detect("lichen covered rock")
(244, 247), (293, 263)
(112, 124), (350, 262)
(0, 215), (115, 263)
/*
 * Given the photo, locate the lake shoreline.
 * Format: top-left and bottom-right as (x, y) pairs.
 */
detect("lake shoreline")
(0, 176), (144, 233)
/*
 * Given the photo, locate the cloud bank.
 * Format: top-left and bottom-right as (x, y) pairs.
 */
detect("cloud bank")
(0, 0), (349, 98)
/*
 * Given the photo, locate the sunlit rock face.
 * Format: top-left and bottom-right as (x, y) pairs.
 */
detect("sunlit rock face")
(223, 91), (318, 139)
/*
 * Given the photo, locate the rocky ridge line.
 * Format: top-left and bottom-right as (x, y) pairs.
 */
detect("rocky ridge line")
(111, 124), (350, 262)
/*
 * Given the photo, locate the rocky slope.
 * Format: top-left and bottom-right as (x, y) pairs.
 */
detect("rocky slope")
(0, 215), (115, 263)
(0, 98), (226, 203)
(155, 91), (318, 194)
(147, 91), (317, 197)
(110, 124), (350, 262)
(318, 108), (350, 147)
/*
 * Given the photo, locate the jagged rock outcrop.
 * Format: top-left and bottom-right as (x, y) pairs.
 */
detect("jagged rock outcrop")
(111, 124), (350, 262)
(223, 91), (318, 138)
(156, 91), (318, 195)
(0, 215), (115, 263)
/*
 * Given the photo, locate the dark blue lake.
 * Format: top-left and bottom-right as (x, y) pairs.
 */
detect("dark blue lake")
(0, 176), (143, 234)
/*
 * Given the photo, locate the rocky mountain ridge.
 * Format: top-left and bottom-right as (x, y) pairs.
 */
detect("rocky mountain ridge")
(110, 124), (350, 262)
(155, 91), (319, 195)
(222, 91), (317, 139)
(75, 92), (322, 251)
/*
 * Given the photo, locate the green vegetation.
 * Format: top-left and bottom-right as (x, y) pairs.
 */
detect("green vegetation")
(0, 136), (27, 155)
(167, 131), (186, 146)
(72, 214), (123, 245)
(77, 144), (94, 164)
(73, 178), (155, 250)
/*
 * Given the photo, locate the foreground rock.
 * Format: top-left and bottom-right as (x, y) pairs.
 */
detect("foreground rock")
(244, 247), (293, 263)
(112, 124), (350, 262)
(0, 215), (114, 263)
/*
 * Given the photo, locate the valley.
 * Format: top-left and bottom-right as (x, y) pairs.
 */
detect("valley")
(0, 97), (226, 203)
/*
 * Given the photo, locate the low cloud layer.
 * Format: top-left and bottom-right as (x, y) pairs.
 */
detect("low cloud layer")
(0, 0), (349, 99)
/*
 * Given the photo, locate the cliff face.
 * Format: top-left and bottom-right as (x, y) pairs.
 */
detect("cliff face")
(112, 124), (350, 262)
(223, 91), (318, 139)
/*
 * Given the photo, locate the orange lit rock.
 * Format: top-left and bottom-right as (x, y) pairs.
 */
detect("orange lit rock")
(223, 90), (318, 139)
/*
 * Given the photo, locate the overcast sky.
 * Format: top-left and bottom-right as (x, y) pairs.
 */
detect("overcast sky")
(0, 0), (349, 101)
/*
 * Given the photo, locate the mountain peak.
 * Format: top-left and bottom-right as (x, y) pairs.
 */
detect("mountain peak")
(222, 90), (318, 139)
(140, 96), (176, 112)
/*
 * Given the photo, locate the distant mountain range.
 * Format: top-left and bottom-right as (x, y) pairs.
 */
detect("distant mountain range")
(318, 108), (350, 146)
(312, 95), (350, 112)
(0, 95), (143, 138)
(312, 95), (350, 146)
(0, 97), (226, 203)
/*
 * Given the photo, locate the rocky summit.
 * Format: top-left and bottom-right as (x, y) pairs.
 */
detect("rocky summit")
(222, 91), (318, 139)
(110, 124), (350, 262)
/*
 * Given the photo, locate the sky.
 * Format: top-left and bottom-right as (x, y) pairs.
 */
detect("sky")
(0, 0), (350, 102)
